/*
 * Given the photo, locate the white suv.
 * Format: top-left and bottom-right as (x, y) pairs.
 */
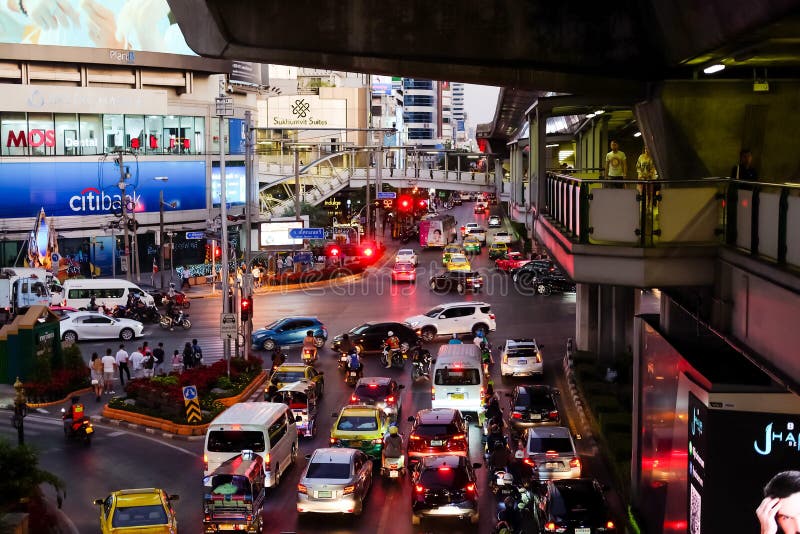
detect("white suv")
(403, 302), (496, 342)
(461, 222), (479, 237)
(500, 338), (543, 377)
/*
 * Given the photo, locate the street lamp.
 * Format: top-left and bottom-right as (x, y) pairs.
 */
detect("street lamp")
(154, 176), (169, 289)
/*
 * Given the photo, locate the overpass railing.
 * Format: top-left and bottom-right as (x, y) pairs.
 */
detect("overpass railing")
(544, 172), (800, 270)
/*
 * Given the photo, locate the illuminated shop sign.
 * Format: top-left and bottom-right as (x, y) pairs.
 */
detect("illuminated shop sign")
(266, 95), (347, 129)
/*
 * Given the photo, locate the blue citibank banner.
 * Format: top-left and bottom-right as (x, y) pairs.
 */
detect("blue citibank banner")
(0, 160), (206, 218)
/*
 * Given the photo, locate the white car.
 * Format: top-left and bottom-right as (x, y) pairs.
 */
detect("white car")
(59, 312), (144, 343)
(500, 338), (543, 377)
(524, 426), (581, 480)
(488, 215), (502, 228)
(404, 302), (496, 342)
(395, 248), (418, 265)
(468, 227), (487, 244)
(461, 222), (479, 237)
(492, 231), (512, 245)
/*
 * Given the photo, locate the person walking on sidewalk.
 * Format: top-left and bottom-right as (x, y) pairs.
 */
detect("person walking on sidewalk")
(102, 348), (117, 395)
(90, 352), (104, 401)
(152, 342), (165, 375)
(181, 265), (191, 290)
(130, 346), (144, 379)
(192, 339), (204, 367)
(182, 342), (194, 371)
(115, 344), (130, 387)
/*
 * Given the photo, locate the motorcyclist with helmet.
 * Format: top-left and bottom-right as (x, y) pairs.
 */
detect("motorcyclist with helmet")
(410, 338), (432, 377)
(271, 347), (286, 372)
(346, 348), (363, 381)
(489, 439), (511, 473)
(62, 396), (85, 433)
(383, 330), (401, 368)
(382, 425), (405, 475)
(339, 333), (355, 355)
(302, 330), (318, 361)
(508, 449), (535, 487)
(486, 421), (506, 456)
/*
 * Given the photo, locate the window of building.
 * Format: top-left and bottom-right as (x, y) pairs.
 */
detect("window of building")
(103, 114), (124, 151)
(55, 113), (79, 156)
(405, 95), (434, 107)
(1, 112), (29, 156)
(145, 115), (162, 154)
(193, 117), (205, 154)
(27, 113), (55, 156)
(179, 116), (194, 154)
(124, 115), (144, 151)
(404, 112), (433, 123)
(403, 80), (433, 90)
(408, 128), (434, 140)
(78, 114), (102, 155)
(162, 115), (180, 154)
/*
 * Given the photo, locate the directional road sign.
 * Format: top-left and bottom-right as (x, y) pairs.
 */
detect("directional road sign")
(182, 385), (198, 401)
(288, 227), (325, 240)
(377, 192), (397, 199)
(220, 313), (237, 339)
(186, 231), (204, 240)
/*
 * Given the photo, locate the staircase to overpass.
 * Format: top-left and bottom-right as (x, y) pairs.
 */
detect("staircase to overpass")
(257, 150), (497, 218)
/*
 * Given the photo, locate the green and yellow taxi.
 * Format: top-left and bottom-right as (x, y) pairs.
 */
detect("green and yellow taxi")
(463, 236), (482, 255)
(94, 488), (179, 534)
(488, 242), (509, 260)
(445, 253), (472, 272)
(442, 244), (465, 266)
(266, 363), (324, 399)
(330, 404), (391, 459)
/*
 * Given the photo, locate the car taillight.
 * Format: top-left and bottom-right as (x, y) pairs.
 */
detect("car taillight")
(298, 483), (307, 494)
(512, 411), (523, 419)
(545, 522), (567, 532)
(343, 484), (355, 495)
(264, 453), (270, 469)
(431, 387), (435, 400)
(203, 454), (208, 471)
(330, 437), (338, 444)
(545, 450), (558, 458)
(548, 410), (559, 420)
(524, 458), (536, 467)
(465, 482), (476, 494)
(414, 484), (425, 493)
(372, 438), (383, 444)
(503, 354), (508, 364)
(204, 512), (211, 521)
(350, 394), (357, 403)
(570, 458), (581, 469)
(488, 313), (495, 320)
(606, 521), (615, 529)
(246, 514), (253, 522)
(386, 396), (395, 404)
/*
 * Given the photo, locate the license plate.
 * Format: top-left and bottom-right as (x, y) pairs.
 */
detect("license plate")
(430, 439), (444, 447)
(546, 462), (559, 469)
(389, 470), (399, 478)
(317, 490), (332, 498)
(349, 372), (358, 376)
(515, 359), (527, 365)
(530, 413), (542, 420)
(576, 529), (591, 534)
(349, 440), (362, 448)
(450, 393), (464, 400)
(85, 427), (94, 434)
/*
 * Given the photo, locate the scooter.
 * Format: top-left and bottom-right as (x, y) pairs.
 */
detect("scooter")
(302, 346), (318, 365)
(380, 343), (408, 369)
(159, 311), (192, 330)
(411, 352), (433, 381)
(337, 352), (349, 372)
(381, 454), (406, 480)
(61, 410), (93, 446)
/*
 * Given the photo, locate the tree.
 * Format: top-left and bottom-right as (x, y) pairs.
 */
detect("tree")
(0, 439), (64, 513)
(280, 202), (330, 228)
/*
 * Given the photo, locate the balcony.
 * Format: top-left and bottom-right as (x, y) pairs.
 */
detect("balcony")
(533, 172), (800, 288)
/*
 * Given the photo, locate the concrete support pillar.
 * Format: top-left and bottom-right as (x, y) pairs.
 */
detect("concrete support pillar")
(596, 284), (639, 362)
(495, 158), (504, 193)
(512, 146), (524, 205)
(531, 107), (545, 211)
(576, 283), (598, 353)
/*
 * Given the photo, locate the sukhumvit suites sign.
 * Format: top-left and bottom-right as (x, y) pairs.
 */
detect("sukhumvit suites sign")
(267, 96), (346, 128)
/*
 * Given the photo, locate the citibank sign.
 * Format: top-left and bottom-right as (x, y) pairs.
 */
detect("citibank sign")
(6, 129), (98, 148)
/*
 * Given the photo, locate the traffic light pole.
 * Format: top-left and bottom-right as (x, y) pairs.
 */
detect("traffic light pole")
(117, 151), (131, 282)
(217, 93), (231, 378)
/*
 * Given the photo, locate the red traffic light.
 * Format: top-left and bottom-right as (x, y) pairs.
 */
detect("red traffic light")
(215, 247), (221, 257)
(240, 296), (253, 320)
(398, 195), (412, 211)
(325, 244), (340, 257)
(418, 199), (427, 208)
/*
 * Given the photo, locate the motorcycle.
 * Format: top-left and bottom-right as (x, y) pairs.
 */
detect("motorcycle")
(159, 311), (192, 330)
(61, 409), (93, 446)
(492, 485), (538, 534)
(337, 352), (349, 372)
(381, 454), (406, 480)
(380, 343), (408, 369)
(130, 304), (160, 324)
(344, 364), (362, 387)
(302, 346), (318, 365)
(411, 352), (433, 381)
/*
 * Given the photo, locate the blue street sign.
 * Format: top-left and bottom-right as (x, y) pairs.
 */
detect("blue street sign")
(182, 385), (198, 400)
(377, 192), (396, 199)
(288, 228), (325, 239)
(185, 231), (204, 240)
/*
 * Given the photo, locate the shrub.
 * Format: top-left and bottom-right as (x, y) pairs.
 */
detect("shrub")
(62, 344), (85, 373)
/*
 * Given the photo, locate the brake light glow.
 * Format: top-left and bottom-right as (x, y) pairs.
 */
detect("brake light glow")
(606, 521), (615, 529)
(204, 513), (211, 521)
(264, 453), (270, 469)
(545, 522), (557, 531)
(570, 458), (581, 469)
(350, 394), (357, 402)
(465, 482), (476, 493)
(512, 412), (523, 419)
(386, 396), (395, 404)
(438, 466), (451, 471)
(409, 434), (421, 440)
(431, 387), (435, 400)
(343, 485), (355, 495)
(231, 424), (241, 430)
(488, 313), (496, 320)
(524, 458), (536, 467)
(203, 454), (208, 471)
(546, 450), (558, 458)
(368, 383), (378, 388)
(452, 434), (466, 441)
(297, 483), (307, 494)
(548, 410), (559, 420)
(415, 484), (425, 493)
(330, 437), (338, 444)
(246, 514), (253, 522)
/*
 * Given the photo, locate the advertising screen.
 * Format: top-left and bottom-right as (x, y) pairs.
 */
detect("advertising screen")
(259, 222), (303, 247)
(687, 392), (707, 534)
(211, 162), (245, 206)
(0, 160), (205, 218)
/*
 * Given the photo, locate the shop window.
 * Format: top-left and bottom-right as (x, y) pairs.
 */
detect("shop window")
(78, 114), (102, 155)
(194, 117), (205, 154)
(27, 113), (54, 156)
(103, 114), (124, 151)
(55, 113), (79, 156)
(179, 116), (194, 154)
(125, 115), (144, 151)
(1, 112), (29, 156)
(163, 115), (180, 154)
(145, 115), (162, 154)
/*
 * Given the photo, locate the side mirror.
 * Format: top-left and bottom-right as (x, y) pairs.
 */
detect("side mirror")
(305, 454), (312, 461)
(295, 415), (303, 422)
(399, 384), (406, 390)
(93, 499), (104, 506)
(168, 494), (179, 501)
(472, 463), (483, 469)
(407, 416), (415, 423)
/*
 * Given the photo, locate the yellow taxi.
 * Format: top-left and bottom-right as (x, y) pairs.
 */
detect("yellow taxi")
(330, 404), (391, 459)
(488, 242), (509, 260)
(442, 244), (465, 266)
(94, 488), (179, 534)
(446, 253), (472, 272)
(266, 363), (324, 398)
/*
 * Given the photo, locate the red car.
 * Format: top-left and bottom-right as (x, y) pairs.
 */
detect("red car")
(391, 262), (417, 283)
(494, 251), (531, 273)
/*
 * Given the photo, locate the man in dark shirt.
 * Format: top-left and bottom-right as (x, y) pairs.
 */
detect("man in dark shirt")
(731, 149), (758, 181)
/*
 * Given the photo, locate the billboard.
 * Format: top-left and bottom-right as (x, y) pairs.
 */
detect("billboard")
(259, 221), (303, 247)
(0, 0), (195, 55)
(211, 162), (245, 207)
(266, 95), (347, 129)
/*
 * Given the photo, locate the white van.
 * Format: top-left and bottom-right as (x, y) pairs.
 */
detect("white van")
(431, 344), (485, 416)
(61, 278), (155, 309)
(204, 402), (298, 488)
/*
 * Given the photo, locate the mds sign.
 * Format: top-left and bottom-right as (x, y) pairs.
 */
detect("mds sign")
(7, 129), (55, 148)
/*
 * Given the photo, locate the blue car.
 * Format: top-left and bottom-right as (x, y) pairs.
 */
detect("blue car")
(251, 317), (328, 351)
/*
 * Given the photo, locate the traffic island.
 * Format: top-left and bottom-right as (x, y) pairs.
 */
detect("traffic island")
(99, 358), (267, 438)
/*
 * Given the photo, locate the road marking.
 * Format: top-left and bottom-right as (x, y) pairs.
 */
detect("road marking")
(108, 431), (126, 437)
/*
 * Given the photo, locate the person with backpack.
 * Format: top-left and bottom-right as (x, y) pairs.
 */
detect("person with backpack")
(192, 339), (203, 367)
(182, 342), (194, 370)
(152, 342), (165, 375)
(142, 349), (154, 378)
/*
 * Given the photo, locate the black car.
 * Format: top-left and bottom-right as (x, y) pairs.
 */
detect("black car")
(452, 197), (463, 206)
(507, 384), (560, 433)
(330, 322), (418, 353)
(411, 455), (481, 525)
(512, 260), (559, 287)
(530, 273), (576, 296)
(537, 478), (617, 533)
(429, 271), (483, 294)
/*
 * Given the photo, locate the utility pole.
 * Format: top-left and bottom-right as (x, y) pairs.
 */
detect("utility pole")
(116, 151), (131, 282)
(294, 147), (301, 222)
(216, 79), (234, 377)
(244, 110), (253, 267)
(376, 131), (384, 243)
(365, 147), (371, 240)
(159, 189), (165, 288)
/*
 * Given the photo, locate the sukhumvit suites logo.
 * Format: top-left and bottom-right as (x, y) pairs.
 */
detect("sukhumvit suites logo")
(69, 187), (140, 213)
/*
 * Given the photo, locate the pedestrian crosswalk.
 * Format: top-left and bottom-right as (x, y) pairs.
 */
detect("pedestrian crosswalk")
(0, 413), (64, 439)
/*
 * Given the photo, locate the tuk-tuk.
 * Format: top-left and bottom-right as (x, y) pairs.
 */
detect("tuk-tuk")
(272, 381), (318, 438)
(203, 450), (265, 533)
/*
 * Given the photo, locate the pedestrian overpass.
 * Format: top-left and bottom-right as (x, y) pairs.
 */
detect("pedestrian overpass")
(257, 149), (501, 218)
